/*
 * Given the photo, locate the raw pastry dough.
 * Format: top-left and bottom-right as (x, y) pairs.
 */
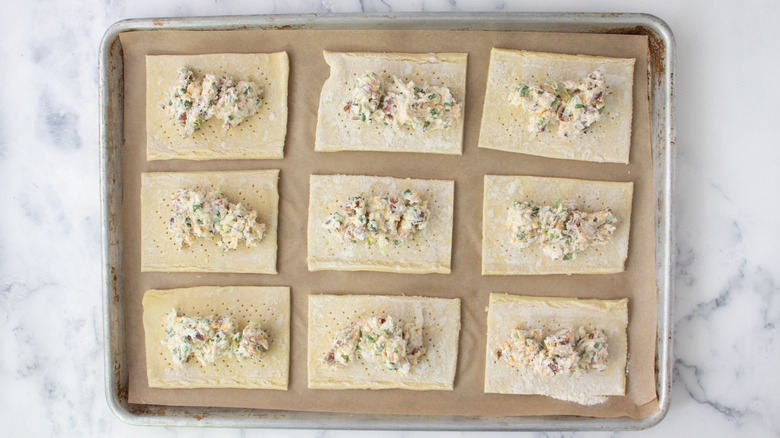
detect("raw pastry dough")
(146, 52), (289, 160)
(482, 175), (633, 275)
(484, 293), (628, 405)
(308, 294), (460, 390)
(141, 170), (279, 274)
(143, 286), (290, 389)
(307, 174), (454, 273)
(315, 51), (467, 154)
(478, 48), (635, 163)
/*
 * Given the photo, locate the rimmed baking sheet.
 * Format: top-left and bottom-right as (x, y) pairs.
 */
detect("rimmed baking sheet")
(100, 12), (674, 430)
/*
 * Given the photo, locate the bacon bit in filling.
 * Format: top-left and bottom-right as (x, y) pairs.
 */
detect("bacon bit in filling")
(164, 310), (270, 366)
(161, 67), (262, 137)
(497, 327), (608, 376)
(168, 188), (266, 251)
(322, 189), (430, 252)
(507, 199), (617, 261)
(323, 315), (425, 374)
(508, 70), (605, 138)
(344, 72), (462, 131)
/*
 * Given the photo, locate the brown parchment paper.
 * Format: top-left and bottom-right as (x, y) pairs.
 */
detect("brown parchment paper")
(119, 28), (658, 420)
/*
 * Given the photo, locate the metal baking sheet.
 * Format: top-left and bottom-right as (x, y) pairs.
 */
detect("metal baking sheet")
(99, 12), (675, 430)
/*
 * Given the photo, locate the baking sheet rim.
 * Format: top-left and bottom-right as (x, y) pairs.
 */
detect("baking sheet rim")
(99, 11), (675, 431)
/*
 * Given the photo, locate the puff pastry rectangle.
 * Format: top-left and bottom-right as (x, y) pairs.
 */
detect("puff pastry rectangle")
(484, 293), (628, 405)
(143, 286), (290, 390)
(146, 52), (289, 160)
(482, 175), (633, 275)
(141, 170), (279, 274)
(308, 294), (460, 390)
(307, 174), (454, 273)
(315, 51), (467, 154)
(478, 48), (635, 163)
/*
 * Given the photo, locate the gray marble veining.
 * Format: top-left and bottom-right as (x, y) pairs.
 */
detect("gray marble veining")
(1, 0), (779, 436)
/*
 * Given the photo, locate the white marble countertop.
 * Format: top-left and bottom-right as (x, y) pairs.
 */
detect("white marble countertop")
(2, 0), (779, 436)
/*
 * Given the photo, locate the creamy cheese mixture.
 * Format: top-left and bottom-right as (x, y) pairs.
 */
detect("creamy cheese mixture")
(323, 315), (425, 374)
(168, 188), (266, 251)
(322, 189), (430, 251)
(344, 72), (462, 131)
(161, 67), (263, 137)
(164, 310), (270, 366)
(507, 199), (617, 261)
(497, 327), (608, 376)
(508, 70), (605, 138)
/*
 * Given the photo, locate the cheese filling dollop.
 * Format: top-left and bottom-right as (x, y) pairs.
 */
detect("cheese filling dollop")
(345, 72), (462, 131)
(508, 70), (605, 138)
(497, 327), (608, 376)
(322, 189), (430, 251)
(164, 310), (270, 366)
(507, 199), (617, 261)
(161, 67), (263, 137)
(323, 315), (426, 374)
(168, 188), (266, 251)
